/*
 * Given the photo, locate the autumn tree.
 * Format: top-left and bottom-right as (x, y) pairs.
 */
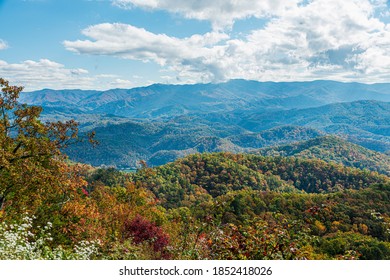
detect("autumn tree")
(0, 78), (91, 217)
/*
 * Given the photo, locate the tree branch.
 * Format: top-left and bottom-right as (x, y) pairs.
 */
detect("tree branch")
(1, 105), (8, 138)
(0, 152), (51, 170)
(12, 141), (22, 154)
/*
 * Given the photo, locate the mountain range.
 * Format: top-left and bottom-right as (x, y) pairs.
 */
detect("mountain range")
(19, 80), (390, 170)
(21, 80), (390, 120)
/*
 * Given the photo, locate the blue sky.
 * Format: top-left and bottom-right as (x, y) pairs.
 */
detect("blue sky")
(0, 0), (390, 90)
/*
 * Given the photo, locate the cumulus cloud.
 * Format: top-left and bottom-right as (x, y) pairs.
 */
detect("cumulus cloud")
(0, 59), (135, 91)
(237, 0), (390, 81)
(65, 0), (390, 84)
(0, 59), (94, 90)
(64, 23), (229, 82)
(0, 39), (8, 50)
(112, 0), (301, 30)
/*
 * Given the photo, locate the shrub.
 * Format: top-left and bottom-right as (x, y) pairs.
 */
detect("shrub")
(123, 215), (170, 258)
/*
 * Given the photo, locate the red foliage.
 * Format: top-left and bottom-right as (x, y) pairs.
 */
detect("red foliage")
(81, 188), (89, 196)
(123, 215), (169, 253)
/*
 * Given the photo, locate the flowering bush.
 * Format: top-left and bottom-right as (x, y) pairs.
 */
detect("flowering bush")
(0, 215), (101, 260)
(73, 240), (101, 259)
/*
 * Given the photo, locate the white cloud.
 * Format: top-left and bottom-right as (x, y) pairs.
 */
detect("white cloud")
(64, 23), (229, 82)
(235, 0), (390, 81)
(64, 0), (390, 84)
(0, 39), (9, 50)
(64, 23), (228, 62)
(112, 0), (301, 30)
(0, 59), (92, 90)
(0, 59), (136, 91)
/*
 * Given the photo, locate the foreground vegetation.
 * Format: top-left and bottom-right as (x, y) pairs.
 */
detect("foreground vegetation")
(1, 79), (390, 260)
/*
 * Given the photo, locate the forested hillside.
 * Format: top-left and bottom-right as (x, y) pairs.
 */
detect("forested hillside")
(240, 100), (390, 152)
(258, 136), (390, 176)
(65, 122), (325, 168)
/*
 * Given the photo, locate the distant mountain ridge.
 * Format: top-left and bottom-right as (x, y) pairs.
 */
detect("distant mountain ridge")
(21, 80), (390, 119)
(241, 100), (390, 131)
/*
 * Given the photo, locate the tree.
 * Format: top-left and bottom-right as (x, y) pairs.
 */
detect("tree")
(0, 78), (90, 216)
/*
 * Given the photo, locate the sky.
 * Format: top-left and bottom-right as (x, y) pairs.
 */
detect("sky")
(0, 0), (390, 91)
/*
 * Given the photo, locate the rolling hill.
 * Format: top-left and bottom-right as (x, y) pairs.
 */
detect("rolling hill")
(239, 100), (390, 152)
(258, 135), (390, 176)
(65, 120), (323, 168)
(132, 152), (389, 208)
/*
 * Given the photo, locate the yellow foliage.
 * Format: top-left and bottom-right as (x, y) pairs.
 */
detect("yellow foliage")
(314, 220), (326, 233)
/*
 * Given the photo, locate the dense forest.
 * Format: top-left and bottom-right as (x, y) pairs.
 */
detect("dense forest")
(1, 78), (390, 260)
